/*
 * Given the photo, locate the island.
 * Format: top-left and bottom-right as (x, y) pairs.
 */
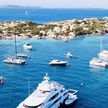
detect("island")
(0, 17), (108, 40)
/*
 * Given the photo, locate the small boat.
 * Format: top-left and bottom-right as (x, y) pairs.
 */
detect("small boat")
(23, 43), (32, 50)
(3, 57), (26, 65)
(89, 57), (108, 67)
(65, 93), (78, 105)
(49, 60), (68, 66)
(17, 53), (30, 59)
(64, 37), (69, 42)
(65, 39), (68, 42)
(0, 76), (5, 84)
(66, 52), (72, 58)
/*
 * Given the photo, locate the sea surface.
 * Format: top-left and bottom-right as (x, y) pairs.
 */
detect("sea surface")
(0, 8), (108, 23)
(0, 8), (108, 108)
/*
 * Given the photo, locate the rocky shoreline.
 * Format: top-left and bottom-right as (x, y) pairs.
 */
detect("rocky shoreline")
(0, 17), (108, 40)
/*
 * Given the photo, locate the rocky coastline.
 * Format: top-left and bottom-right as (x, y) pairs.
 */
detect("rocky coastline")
(0, 17), (108, 40)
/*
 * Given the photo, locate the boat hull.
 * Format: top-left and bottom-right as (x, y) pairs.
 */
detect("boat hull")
(17, 54), (30, 59)
(3, 59), (26, 65)
(3, 61), (26, 65)
(23, 45), (32, 50)
(49, 63), (67, 66)
(90, 62), (108, 67)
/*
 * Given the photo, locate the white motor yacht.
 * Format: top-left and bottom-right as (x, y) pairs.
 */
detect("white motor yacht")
(49, 60), (68, 66)
(23, 43), (32, 50)
(66, 52), (72, 58)
(3, 57), (26, 65)
(17, 53), (30, 59)
(89, 57), (108, 67)
(17, 73), (78, 108)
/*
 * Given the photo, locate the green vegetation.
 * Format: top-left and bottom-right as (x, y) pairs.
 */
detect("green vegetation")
(0, 18), (108, 40)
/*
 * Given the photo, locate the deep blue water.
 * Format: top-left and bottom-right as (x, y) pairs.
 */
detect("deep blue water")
(0, 8), (108, 108)
(0, 8), (108, 23)
(0, 36), (108, 108)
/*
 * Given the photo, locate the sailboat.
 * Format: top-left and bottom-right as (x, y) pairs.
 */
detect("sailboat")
(98, 37), (108, 59)
(25, 10), (28, 15)
(89, 37), (108, 67)
(3, 35), (26, 65)
(66, 52), (73, 58)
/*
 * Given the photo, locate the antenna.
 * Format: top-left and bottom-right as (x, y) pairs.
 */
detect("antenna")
(43, 73), (50, 81)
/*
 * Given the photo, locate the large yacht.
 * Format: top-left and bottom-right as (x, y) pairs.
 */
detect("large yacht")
(17, 73), (78, 108)
(89, 57), (108, 67)
(49, 60), (68, 66)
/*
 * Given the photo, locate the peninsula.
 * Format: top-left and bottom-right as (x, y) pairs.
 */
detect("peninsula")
(0, 17), (108, 40)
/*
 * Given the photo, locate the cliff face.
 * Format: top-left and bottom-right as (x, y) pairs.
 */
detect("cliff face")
(0, 18), (108, 40)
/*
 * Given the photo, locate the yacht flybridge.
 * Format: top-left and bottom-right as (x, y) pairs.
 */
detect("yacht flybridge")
(89, 57), (108, 67)
(49, 60), (68, 66)
(17, 73), (78, 108)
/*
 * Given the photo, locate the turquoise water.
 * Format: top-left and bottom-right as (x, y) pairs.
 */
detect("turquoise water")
(0, 8), (108, 108)
(0, 35), (108, 108)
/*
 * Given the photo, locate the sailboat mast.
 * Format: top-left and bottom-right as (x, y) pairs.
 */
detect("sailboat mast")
(100, 37), (103, 52)
(15, 35), (17, 57)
